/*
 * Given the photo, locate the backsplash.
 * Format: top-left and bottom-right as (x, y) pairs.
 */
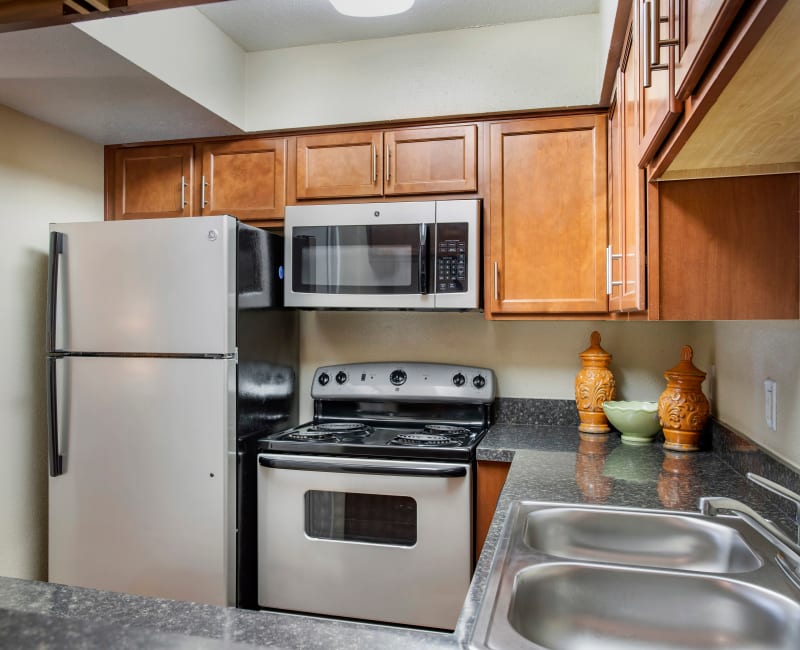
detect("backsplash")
(491, 398), (579, 427)
(712, 420), (800, 524)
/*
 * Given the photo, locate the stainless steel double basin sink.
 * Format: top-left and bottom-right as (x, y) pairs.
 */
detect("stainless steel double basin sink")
(469, 501), (800, 650)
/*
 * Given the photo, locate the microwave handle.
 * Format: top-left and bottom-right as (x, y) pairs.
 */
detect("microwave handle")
(419, 223), (429, 295)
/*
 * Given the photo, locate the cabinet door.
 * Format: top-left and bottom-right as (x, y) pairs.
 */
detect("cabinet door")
(488, 115), (608, 315)
(621, 22), (647, 311)
(112, 144), (194, 220)
(295, 131), (383, 199)
(638, 0), (682, 166)
(200, 138), (286, 224)
(673, 0), (744, 100)
(475, 461), (510, 562)
(384, 125), (477, 195)
(608, 85), (625, 312)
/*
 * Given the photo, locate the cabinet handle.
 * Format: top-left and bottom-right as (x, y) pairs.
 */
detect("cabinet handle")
(643, 1), (653, 88)
(606, 245), (623, 295)
(386, 144), (391, 182)
(371, 144), (377, 184)
(493, 261), (499, 302)
(201, 175), (208, 208)
(644, 0), (678, 88)
(181, 175), (188, 209)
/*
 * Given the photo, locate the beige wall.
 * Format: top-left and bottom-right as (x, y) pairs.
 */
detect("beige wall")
(245, 14), (600, 132)
(691, 321), (800, 472)
(298, 311), (695, 421)
(0, 104), (104, 580)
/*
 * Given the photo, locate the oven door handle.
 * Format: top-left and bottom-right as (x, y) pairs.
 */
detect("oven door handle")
(258, 456), (467, 478)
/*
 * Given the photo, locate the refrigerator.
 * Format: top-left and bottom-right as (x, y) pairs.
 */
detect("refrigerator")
(45, 215), (298, 608)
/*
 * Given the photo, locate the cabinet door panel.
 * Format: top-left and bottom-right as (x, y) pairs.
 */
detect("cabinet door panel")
(296, 131), (382, 199)
(622, 22), (647, 311)
(201, 138), (286, 224)
(638, 0), (682, 166)
(112, 144), (194, 220)
(674, 0), (744, 100)
(656, 175), (799, 320)
(385, 125), (477, 195)
(489, 115), (608, 315)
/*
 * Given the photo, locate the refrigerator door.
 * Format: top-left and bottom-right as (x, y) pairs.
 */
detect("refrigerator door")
(48, 356), (236, 607)
(49, 217), (236, 355)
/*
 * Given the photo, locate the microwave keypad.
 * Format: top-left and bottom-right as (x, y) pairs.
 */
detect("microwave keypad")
(437, 240), (466, 293)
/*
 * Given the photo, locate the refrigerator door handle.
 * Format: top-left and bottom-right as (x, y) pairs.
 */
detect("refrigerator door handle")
(46, 356), (63, 477)
(46, 231), (64, 354)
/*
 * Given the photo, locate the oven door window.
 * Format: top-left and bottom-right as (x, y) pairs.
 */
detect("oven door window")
(291, 224), (431, 294)
(304, 490), (417, 546)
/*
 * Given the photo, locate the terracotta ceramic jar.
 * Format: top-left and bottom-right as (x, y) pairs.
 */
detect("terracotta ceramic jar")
(657, 346), (710, 452)
(575, 331), (616, 436)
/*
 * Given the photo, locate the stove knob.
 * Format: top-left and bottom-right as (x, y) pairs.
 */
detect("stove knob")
(318, 372), (330, 386)
(389, 369), (407, 386)
(335, 371), (348, 385)
(452, 372), (466, 387)
(473, 374), (486, 389)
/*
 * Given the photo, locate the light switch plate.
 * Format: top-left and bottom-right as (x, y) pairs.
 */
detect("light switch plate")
(764, 379), (777, 431)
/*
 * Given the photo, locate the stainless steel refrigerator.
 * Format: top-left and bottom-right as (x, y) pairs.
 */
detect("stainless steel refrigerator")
(45, 215), (298, 607)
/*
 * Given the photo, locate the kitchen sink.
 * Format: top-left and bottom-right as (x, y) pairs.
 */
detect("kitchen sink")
(523, 506), (762, 573)
(508, 563), (800, 650)
(469, 501), (800, 650)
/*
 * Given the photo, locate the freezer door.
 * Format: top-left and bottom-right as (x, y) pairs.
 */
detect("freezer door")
(48, 356), (236, 606)
(49, 217), (236, 355)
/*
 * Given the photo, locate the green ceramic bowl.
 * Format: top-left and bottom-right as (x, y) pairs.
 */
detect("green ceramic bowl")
(602, 401), (661, 445)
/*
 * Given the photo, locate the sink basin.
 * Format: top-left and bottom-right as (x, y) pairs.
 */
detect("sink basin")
(468, 501), (800, 650)
(509, 563), (800, 650)
(524, 507), (762, 573)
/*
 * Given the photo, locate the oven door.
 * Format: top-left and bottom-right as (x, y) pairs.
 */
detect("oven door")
(256, 453), (472, 630)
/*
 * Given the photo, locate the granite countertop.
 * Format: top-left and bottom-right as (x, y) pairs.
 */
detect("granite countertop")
(1, 423), (793, 650)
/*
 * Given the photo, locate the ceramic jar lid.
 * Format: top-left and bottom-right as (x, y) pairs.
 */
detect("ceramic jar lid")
(663, 345), (706, 381)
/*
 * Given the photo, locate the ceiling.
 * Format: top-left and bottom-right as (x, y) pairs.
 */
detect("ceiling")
(198, 0), (600, 52)
(0, 0), (602, 144)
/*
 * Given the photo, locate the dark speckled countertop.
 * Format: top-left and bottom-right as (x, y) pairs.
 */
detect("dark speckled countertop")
(2, 422), (796, 650)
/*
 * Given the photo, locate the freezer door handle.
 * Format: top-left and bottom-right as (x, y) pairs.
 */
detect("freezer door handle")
(46, 357), (63, 477)
(46, 231), (63, 354)
(258, 455), (467, 477)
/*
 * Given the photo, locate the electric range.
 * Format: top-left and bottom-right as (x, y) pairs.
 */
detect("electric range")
(255, 362), (495, 630)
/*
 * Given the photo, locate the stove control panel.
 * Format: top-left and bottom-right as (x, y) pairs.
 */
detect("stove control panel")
(311, 362), (495, 403)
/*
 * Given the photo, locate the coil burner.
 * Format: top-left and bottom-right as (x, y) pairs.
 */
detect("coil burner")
(423, 424), (471, 437)
(286, 430), (338, 442)
(391, 433), (460, 447)
(309, 422), (372, 438)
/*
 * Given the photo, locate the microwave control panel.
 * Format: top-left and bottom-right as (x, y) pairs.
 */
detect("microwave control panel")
(436, 223), (468, 293)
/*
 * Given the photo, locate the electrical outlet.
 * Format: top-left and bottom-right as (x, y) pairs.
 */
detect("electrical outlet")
(764, 379), (777, 431)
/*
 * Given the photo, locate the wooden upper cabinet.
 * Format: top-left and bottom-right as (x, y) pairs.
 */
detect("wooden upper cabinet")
(637, 0), (682, 166)
(651, 174), (799, 320)
(294, 125), (477, 200)
(295, 131), (383, 200)
(673, 0), (744, 100)
(609, 21), (647, 313)
(488, 114), (608, 316)
(384, 125), (477, 196)
(112, 144), (194, 220)
(199, 138), (286, 224)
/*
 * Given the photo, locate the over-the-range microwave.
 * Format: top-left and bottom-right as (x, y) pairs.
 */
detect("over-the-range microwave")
(284, 199), (480, 310)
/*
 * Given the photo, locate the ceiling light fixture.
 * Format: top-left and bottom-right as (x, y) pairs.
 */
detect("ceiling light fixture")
(329, 0), (415, 18)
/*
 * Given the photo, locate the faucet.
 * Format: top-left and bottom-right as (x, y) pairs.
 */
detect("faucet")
(700, 473), (800, 590)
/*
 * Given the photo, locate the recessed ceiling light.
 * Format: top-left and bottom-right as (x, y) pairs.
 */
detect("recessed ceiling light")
(329, 0), (415, 18)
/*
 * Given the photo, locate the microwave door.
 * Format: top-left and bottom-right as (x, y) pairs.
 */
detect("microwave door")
(287, 224), (434, 309)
